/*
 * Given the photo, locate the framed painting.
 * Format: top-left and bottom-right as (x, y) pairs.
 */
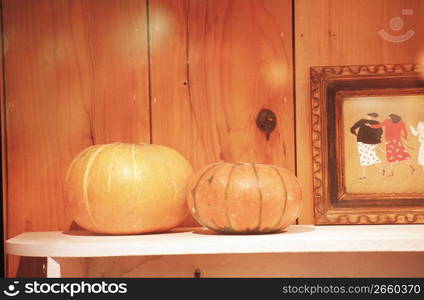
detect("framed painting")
(310, 64), (424, 224)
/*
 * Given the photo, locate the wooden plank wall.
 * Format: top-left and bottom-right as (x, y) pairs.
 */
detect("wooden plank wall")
(2, 0), (294, 277)
(3, 0), (423, 277)
(150, 0), (294, 169)
(295, 0), (424, 223)
(149, 0), (294, 225)
(1, 0), (6, 276)
(2, 0), (151, 277)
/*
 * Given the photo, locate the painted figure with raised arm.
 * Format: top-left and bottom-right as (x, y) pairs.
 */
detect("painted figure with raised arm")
(367, 113), (415, 176)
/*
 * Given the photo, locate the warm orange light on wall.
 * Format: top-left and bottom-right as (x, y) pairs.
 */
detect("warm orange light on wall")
(418, 48), (424, 78)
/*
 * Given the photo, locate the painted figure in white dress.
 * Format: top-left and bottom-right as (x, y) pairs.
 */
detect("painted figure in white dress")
(350, 112), (384, 179)
(410, 121), (424, 172)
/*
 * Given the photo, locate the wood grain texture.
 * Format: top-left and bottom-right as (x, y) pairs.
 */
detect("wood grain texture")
(187, 0), (294, 168)
(79, 0), (150, 144)
(148, 0), (197, 226)
(1, 5), (7, 275)
(149, 0), (295, 226)
(3, 0), (150, 277)
(295, 0), (424, 224)
(82, 252), (424, 278)
(4, 0), (91, 277)
(8, 0), (423, 276)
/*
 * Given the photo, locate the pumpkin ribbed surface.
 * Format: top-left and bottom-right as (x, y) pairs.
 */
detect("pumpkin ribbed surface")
(65, 143), (193, 234)
(186, 162), (302, 234)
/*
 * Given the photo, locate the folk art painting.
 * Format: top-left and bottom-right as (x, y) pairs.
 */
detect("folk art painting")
(344, 95), (424, 194)
(310, 64), (424, 225)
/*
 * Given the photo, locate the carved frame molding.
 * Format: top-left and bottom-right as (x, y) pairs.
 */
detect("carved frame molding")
(310, 64), (424, 224)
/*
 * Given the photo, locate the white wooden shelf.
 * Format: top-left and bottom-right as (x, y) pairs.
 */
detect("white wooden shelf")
(6, 225), (424, 277)
(7, 224), (424, 257)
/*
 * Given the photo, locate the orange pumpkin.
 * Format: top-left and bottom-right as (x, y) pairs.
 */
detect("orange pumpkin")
(65, 143), (193, 234)
(186, 162), (302, 233)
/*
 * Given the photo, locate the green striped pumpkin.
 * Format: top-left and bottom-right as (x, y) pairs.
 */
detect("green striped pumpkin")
(186, 162), (302, 234)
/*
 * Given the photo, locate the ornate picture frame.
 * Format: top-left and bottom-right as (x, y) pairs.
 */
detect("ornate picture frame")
(310, 64), (424, 224)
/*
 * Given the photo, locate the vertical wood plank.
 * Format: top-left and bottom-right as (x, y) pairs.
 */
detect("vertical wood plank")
(3, 0), (92, 277)
(149, 0), (191, 154)
(3, 0), (150, 277)
(1, 1), (7, 276)
(81, 0), (150, 144)
(188, 0), (295, 168)
(150, 0), (295, 225)
(295, 0), (424, 224)
(148, 0), (196, 225)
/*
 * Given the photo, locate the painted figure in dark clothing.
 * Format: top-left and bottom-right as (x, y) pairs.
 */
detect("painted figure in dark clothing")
(350, 112), (384, 179)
